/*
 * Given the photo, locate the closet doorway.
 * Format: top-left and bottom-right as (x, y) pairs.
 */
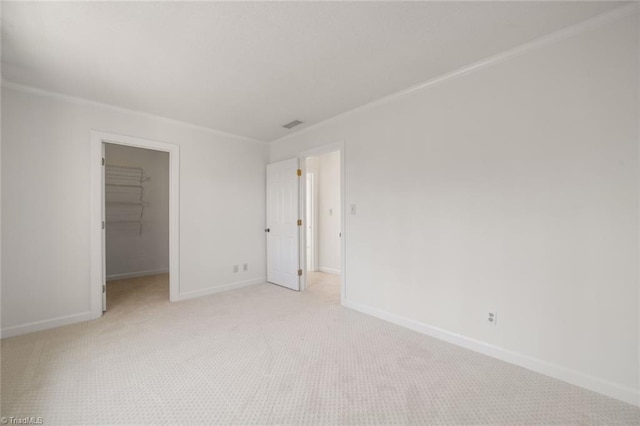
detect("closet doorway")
(91, 131), (180, 319)
(104, 144), (169, 312)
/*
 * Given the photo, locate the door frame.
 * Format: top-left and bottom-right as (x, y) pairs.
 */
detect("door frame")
(90, 131), (180, 318)
(298, 141), (346, 303)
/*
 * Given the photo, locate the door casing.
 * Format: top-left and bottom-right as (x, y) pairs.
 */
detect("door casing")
(90, 131), (180, 317)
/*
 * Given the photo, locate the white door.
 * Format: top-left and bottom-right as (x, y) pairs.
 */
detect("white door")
(101, 142), (107, 311)
(266, 158), (300, 291)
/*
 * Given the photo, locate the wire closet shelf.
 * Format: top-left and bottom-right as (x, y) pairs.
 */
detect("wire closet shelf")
(105, 165), (151, 235)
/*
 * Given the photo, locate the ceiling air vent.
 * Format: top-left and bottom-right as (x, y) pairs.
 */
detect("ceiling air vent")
(282, 120), (304, 129)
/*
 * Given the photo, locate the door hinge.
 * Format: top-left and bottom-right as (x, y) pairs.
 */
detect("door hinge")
(297, 169), (302, 177)
(298, 269), (303, 276)
(297, 219), (302, 226)
(102, 157), (105, 166)
(102, 284), (106, 293)
(102, 221), (105, 230)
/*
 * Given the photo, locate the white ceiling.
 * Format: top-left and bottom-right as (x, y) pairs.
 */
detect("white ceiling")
(1, 1), (626, 142)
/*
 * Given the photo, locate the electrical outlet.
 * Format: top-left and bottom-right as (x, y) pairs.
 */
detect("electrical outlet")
(488, 311), (497, 326)
(242, 263), (248, 272)
(233, 265), (239, 273)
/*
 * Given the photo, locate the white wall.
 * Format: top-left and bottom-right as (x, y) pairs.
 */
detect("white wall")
(317, 151), (341, 274)
(105, 144), (169, 279)
(1, 86), (268, 336)
(271, 13), (639, 404)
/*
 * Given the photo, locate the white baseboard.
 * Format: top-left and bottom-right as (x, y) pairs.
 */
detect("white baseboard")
(106, 268), (169, 281)
(318, 267), (340, 275)
(343, 299), (639, 407)
(173, 277), (264, 302)
(1, 277), (264, 338)
(1, 311), (94, 339)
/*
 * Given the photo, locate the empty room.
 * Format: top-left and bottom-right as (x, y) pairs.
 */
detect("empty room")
(1, 1), (639, 424)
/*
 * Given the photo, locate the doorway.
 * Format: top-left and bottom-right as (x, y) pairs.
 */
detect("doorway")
(265, 143), (345, 301)
(104, 144), (169, 312)
(303, 150), (342, 296)
(305, 172), (315, 272)
(91, 131), (180, 319)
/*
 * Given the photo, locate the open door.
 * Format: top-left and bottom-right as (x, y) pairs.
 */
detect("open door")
(101, 142), (107, 311)
(266, 158), (300, 291)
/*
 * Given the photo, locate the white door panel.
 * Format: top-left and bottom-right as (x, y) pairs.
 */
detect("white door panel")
(266, 158), (300, 291)
(101, 142), (107, 311)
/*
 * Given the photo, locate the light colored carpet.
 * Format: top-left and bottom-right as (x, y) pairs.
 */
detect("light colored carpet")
(2, 272), (639, 425)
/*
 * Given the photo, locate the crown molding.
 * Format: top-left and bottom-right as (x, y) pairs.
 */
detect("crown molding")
(0, 79), (268, 146)
(271, 3), (639, 145)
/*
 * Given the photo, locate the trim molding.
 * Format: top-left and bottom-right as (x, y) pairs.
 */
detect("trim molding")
(174, 277), (265, 302)
(0, 278), (264, 338)
(343, 299), (639, 407)
(1, 311), (93, 339)
(318, 267), (340, 275)
(106, 268), (169, 281)
(272, 3), (639, 145)
(0, 80), (267, 146)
